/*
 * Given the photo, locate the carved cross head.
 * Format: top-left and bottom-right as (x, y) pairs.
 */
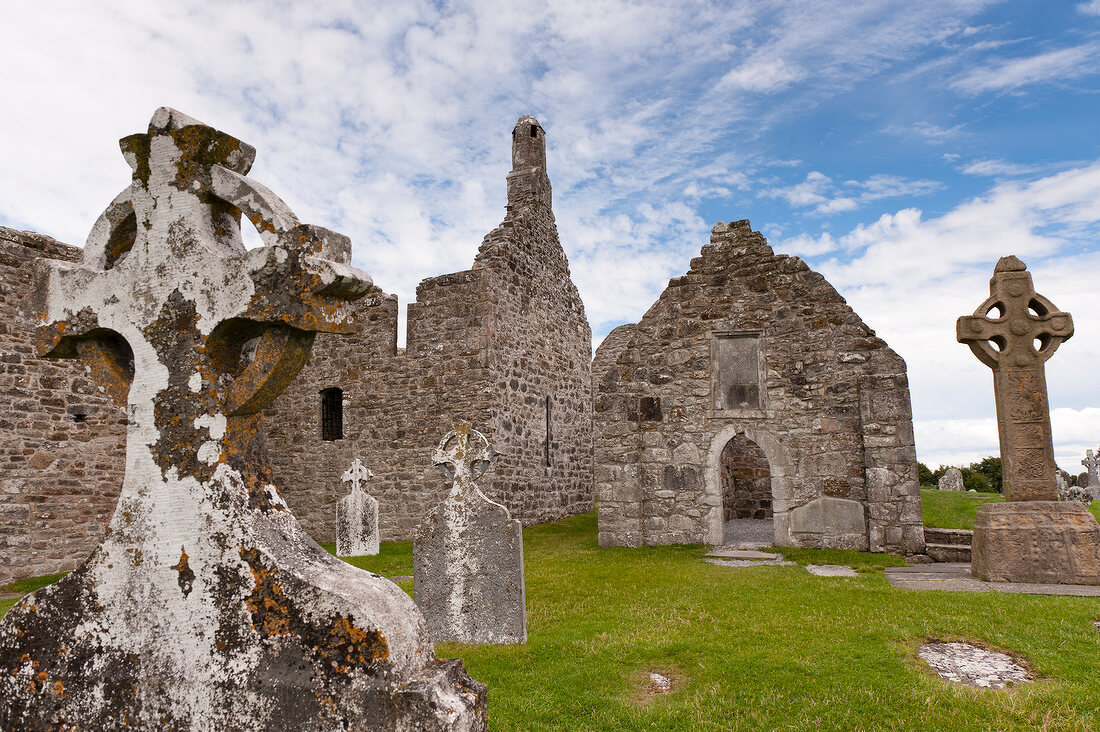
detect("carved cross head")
(342, 458), (374, 494)
(431, 422), (495, 488)
(956, 255), (1073, 370)
(34, 108), (374, 484)
(1083, 450), (1099, 472)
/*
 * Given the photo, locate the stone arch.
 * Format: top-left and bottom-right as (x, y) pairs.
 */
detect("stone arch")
(704, 424), (794, 546)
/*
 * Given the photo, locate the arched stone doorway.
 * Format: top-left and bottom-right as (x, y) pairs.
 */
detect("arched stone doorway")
(717, 432), (773, 546)
(720, 433), (772, 521)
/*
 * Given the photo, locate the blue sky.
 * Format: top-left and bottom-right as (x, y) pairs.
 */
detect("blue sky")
(2, 0), (1100, 471)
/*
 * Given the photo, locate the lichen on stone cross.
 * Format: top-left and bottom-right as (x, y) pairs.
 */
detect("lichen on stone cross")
(431, 421), (496, 488)
(343, 457), (374, 493)
(957, 255), (1074, 502)
(0, 108), (486, 731)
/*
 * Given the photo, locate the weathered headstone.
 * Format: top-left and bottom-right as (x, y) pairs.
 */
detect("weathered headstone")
(414, 422), (527, 644)
(337, 458), (380, 556)
(957, 255), (1100, 584)
(1082, 449), (1100, 488)
(0, 109), (486, 730)
(938, 467), (964, 492)
(1078, 472), (1090, 488)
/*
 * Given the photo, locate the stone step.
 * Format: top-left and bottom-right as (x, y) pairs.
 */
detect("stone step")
(926, 542), (972, 563)
(924, 527), (973, 547)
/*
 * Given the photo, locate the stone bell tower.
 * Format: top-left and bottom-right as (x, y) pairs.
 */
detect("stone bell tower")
(507, 115), (551, 209)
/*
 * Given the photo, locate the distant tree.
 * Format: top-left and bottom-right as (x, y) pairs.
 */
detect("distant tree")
(969, 456), (1002, 493)
(960, 467), (991, 493)
(917, 462), (936, 486)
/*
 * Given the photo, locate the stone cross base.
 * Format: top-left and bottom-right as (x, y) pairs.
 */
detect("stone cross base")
(971, 501), (1100, 584)
(338, 489), (380, 556)
(414, 491), (527, 645)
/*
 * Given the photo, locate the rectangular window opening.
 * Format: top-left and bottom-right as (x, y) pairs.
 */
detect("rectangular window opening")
(545, 395), (552, 466)
(321, 387), (343, 441)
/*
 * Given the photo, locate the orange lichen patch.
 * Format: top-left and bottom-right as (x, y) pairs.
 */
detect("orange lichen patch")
(242, 549), (292, 639)
(51, 680), (65, 698)
(248, 212), (276, 235)
(316, 617), (388, 674)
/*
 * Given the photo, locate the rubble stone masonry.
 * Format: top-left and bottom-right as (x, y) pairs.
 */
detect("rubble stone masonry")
(0, 227), (126, 585)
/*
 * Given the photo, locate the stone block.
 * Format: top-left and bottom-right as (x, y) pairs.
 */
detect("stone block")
(789, 496), (868, 550)
(971, 501), (1100, 585)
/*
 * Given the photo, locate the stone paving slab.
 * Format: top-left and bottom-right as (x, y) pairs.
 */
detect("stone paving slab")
(805, 564), (858, 577)
(706, 549), (779, 560)
(886, 563), (1100, 596)
(0, 593), (23, 601)
(704, 558), (796, 568)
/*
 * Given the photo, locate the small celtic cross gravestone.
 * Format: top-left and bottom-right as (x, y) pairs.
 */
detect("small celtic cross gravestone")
(337, 458), (380, 556)
(1083, 449), (1100, 489)
(958, 256), (1100, 585)
(414, 422), (527, 644)
(956, 255), (1073, 502)
(0, 108), (484, 729)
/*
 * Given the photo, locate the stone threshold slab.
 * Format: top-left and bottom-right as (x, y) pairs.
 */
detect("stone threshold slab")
(886, 563), (1100, 596)
(706, 549), (779, 560)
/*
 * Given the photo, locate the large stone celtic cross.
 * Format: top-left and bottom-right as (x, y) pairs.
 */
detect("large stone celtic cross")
(957, 255), (1073, 501)
(0, 108), (485, 730)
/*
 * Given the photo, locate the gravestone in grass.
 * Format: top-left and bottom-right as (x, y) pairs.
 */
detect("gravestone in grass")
(414, 422), (527, 644)
(957, 255), (1100, 584)
(1082, 449), (1100, 499)
(337, 458), (380, 556)
(0, 108), (486, 730)
(938, 467), (963, 492)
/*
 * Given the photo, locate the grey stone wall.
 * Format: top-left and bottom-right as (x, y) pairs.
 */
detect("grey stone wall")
(594, 220), (923, 554)
(0, 227), (126, 585)
(266, 117), (593, 543)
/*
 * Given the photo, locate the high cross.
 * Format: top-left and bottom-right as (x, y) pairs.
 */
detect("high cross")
(431, 422), (495, 488)
(342, 458), (374, 493)
(957, 255), (1073, 501)
(1083, 449), (1100, 484)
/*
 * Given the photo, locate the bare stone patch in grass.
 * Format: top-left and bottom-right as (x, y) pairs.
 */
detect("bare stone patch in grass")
(918, 640), (1033, 689)
(629, 666), (685, 706)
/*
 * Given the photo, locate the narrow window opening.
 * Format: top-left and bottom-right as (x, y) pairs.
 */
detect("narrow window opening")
(530, 125), (538, 138)
(545, 395), (552, 467)
(320, 387), (343, 441)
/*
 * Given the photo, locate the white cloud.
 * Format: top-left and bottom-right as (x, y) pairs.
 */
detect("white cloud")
(1078, 0), (1100, 16)
(961, 158), (1045, 177)
(951, 43), (1100, 94)
(719, 58), (805, 92)
(766, 171), (941, 215)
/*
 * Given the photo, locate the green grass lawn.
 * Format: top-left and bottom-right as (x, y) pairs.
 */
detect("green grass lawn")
(5, 512), (1100, 730)
(921, 487), (1100, 529)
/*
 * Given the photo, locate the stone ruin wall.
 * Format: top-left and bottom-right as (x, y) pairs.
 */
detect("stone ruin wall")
(594, 220), (923, 554)
(267, 117), (593, 544)
(0, 227), (126, 585)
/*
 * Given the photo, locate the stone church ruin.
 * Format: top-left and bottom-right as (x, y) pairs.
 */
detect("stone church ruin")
(0, 114), (928, 592)
(593, 220), (924, 554)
